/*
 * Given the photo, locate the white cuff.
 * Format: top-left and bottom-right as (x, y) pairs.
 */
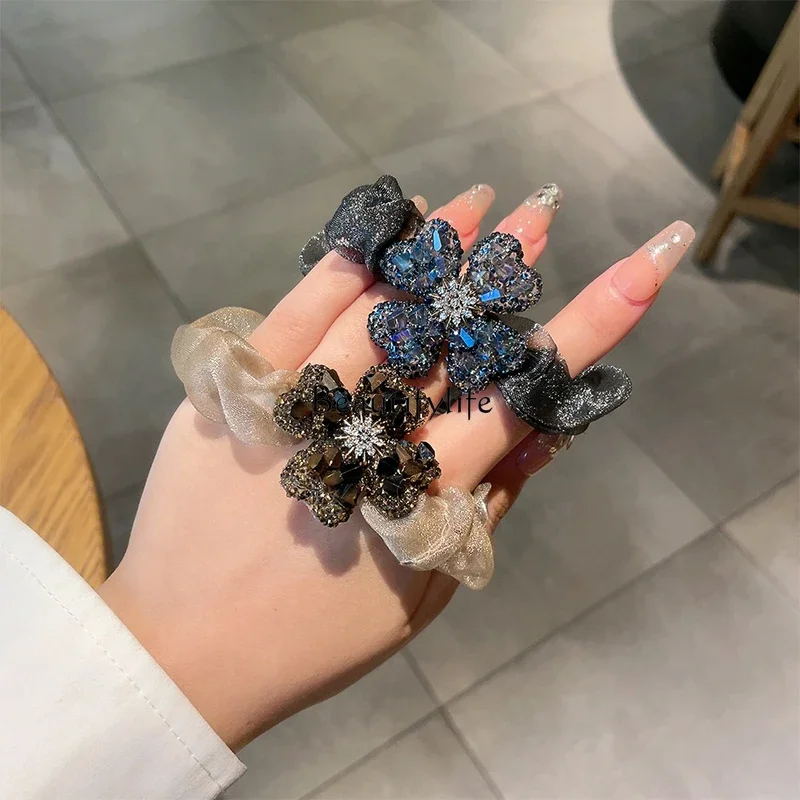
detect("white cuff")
(0, 507), (245, 800)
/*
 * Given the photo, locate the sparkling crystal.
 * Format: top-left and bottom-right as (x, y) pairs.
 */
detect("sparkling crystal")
(336, 412), (390, 462)
(428, 277), (480, 328)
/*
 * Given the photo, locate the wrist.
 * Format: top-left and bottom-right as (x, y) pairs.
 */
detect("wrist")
(97, 566), (254, 750)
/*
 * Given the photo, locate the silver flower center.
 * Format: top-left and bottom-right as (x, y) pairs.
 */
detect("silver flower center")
(429, 278), (480, 327)
(336, 413), (390, 461)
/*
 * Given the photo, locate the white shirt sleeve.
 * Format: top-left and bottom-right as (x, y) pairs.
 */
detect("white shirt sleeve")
(0, 507), (246, 800)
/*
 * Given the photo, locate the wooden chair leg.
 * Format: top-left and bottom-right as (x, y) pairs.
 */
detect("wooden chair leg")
(697, 71), (799, 263)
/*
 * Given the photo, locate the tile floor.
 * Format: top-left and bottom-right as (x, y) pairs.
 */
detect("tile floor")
(1, 1), (798, 797)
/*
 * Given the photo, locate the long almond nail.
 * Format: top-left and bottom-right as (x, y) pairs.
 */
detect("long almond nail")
(525, 182), (563, 214)
(501, 183), (562, 248)
(611, 220), (695, 303)
(451, 183), (495, 214)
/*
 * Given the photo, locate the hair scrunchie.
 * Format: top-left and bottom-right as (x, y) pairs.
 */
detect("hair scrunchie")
(171, 307), (299, 447)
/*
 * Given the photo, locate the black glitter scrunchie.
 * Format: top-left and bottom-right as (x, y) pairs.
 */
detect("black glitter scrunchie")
(298, 175), (424, 275)
(494, 317), (632, 435)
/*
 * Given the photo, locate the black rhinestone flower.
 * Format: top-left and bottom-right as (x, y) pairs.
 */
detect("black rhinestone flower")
(367, 219), (543, 393)
(273, 365), (441, 527)
(298, 175), (424, 275)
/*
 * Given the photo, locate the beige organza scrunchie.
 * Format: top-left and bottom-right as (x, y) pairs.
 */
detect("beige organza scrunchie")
(170, 307), (299, 447)
(362, 483), (494, 590)
(171, 307), (495, 589)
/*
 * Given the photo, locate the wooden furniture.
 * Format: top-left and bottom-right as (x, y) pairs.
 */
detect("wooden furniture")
(697, 2), (800, 262)
(0, 307), (107, 587)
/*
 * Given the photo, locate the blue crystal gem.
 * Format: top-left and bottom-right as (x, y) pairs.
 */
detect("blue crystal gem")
(446, 318), (528, 392)
(379, 219), (463, 298)
(467, 232), (543, 314)
(458, 327), (476, 348)
(368, 299), (445, 378)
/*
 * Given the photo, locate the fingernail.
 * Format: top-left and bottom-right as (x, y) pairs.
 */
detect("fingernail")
(503, 183), (562, 246)
(611, 220), (695, 302)
(516, 432), (561, 476)
(524, 182), (563, 214)
(411, 194), (428, 216)
(454, 183), (495, 213)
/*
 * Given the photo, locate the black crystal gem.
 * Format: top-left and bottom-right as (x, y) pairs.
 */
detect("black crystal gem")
(319, 367), (342, 393)
(383, 474), (405, 497)
(290, 399), (314, 420)
(377, 456), (399, 477)
(331, 387), (351, 413)
(416, 442), (435, 462)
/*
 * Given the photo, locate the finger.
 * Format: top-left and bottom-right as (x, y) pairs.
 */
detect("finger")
(409, 183), (564, 417)
(426, 184), (495, 251)
(249, 195), (428, 369)
(303, 185), (497, 387)
(481, 430), (566, 530)
(424, 220), (696, 490)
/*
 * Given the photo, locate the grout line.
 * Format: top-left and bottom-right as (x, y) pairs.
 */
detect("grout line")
(442, 471), (800, 710)
(438, 706), (505, 800)
(718, 470), (800, 613)
(2, 37), (194, 321)
(296, 708), (442, 800)
(443, 525), (725, 709)
(721, 524), (800, 615)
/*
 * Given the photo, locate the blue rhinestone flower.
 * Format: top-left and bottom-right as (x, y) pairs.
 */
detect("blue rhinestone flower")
(367, 219), (543, 392)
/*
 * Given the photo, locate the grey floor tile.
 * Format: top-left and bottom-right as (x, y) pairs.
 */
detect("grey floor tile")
(561, 40), (799, 206)
(1, 45), (37, 111)
(3, 1), (248, 101)
(726, 476), (799, 605)
(650, 0), (722, 32)
(691, 224), (800, 355)
(214, 0), (382, 43)
(609, 265), (749, 383)
(1, 243), (185, 496)
(1, 102), (128, 281)
(51, 48), (359, 235)
(312, 714), (495, 800)
(408, 422), (712, 702)
(142, 165), (375, 319)
(228, 654), (435, 800)
(560, 43), (740, 193)
(274, 1), (540, 157)
(103, 482), (144, 567)
(437, 0), (699, 93)
(448, 533), (800, 799)
(618, 329), (799, 523)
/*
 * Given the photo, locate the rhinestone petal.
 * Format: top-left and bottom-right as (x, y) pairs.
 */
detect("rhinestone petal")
(467, 232), (543, 314)
(379, 219), (463, 297)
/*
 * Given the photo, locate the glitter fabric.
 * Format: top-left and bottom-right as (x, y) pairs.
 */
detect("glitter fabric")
(170, 307), (299, 446)
(369, 219), (543, 392)
(298, 175), (424, 275)
(274, 364), (441, 527)
(362, 483), (494, 590)
(495, 320), (633, 435)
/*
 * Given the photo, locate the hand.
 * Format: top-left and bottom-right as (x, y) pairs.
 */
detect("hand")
(98, 183), (694, 750)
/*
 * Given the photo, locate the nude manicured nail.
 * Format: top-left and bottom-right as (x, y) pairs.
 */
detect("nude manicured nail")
(611, 220), (695, 302)
(516, 432), (561, 476)
(450, 183), (495, 215)
(524, 182), (563, 214)
(411, 194), (428, 216)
